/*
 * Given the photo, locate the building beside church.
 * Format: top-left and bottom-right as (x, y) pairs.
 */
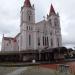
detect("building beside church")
(1, 0), (62, 52)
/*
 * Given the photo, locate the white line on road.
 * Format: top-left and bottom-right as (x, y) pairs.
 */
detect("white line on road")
(6, 67), (28, 75)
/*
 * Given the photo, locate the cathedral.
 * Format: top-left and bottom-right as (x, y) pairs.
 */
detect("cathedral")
(1, 0), (62, 51)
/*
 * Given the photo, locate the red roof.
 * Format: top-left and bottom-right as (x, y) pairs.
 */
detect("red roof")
(3, 37), (14, 40)
(3, 37), (17, 42)
(49, 4), (56, 15)
(24, 0), (31, 7)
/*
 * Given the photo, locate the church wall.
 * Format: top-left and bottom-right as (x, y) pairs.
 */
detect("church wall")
(25, 27), (34, 49)
(21, 31), (26, 50)
(15, 33), (21, 51)
(1, 0), (62, 51)
(1, 39), (15, 51)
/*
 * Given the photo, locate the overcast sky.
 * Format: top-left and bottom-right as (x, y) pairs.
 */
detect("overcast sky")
(0, 0), (75, 50)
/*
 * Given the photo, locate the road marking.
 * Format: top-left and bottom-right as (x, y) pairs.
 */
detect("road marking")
(6, 67), (27, 75)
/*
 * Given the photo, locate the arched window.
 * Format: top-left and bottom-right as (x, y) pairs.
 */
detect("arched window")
(45, 37), (46, 46)
(43, 36), (49, 46)
(54, 18), (58, 27)
(27, 26), (28, 30)
(47, 37), (49, 46)
(29, 35), (31, 46)
(51, 39), (53, 47)
(50, 32), (52, 35)
(29, 26), (30, 30)
(43, 36), (44, 46)
(29, 16), (30, 21)
(38, 37), (40, 46)
(57, 38), (59, 47)
(49, 19), (52, 26)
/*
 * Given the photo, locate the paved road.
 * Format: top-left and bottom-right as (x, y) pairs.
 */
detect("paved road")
(0, 65), (72, 75)
(6, 67), (27, 75)
(5, 66), (56, 75)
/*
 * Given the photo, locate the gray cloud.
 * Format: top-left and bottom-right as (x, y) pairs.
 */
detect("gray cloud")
(0, 0), (20, 36)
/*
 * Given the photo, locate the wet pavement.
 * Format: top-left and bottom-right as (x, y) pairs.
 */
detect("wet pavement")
(0, 61), (75, 75)
(0, 66), (72, 75)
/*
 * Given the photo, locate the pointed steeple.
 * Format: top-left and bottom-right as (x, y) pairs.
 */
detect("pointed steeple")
(24, 0), (31, 7)
(49, 4), (56, 15)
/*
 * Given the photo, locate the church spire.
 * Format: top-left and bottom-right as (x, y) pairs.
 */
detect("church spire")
(49, 4), (56, 15)
(24, 0), (31, 7)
